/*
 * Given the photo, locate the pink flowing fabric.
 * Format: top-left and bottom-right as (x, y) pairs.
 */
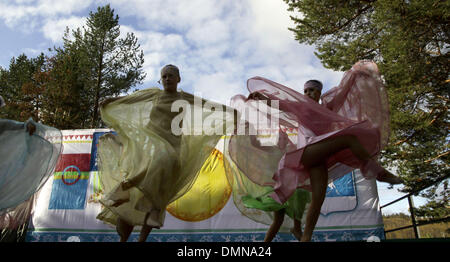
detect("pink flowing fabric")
(228, 61), (390, 204)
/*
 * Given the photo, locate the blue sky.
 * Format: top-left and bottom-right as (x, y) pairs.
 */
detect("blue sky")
(0, 0), (423, 215)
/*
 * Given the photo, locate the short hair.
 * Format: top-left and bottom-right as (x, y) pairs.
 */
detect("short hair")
(304, 80), (323, 92)
(161, 64), (180, 78)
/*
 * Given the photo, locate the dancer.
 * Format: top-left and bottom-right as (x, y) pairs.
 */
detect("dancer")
(96, 65), (236, 242)
(226, 61), (402, 242)
(0, 96), (63, 238)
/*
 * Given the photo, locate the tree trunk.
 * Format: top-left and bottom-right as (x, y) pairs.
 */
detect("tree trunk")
(92, 40), (105, 128)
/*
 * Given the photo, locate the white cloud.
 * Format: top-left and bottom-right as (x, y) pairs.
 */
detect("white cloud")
(120, 26), (191, 85)
(0, 0), (93, 30)
(247, 0), (296, 50)
(107, 0), (230, 31)
(0, 3), (33, 28)
(192, 72), (242, 105)
(185, 19), (230, 47)
(22, 47), (41, 56)
(35, 0), (93, 16)
(41, 16), (86, 43)
(14, 0), (36, 4)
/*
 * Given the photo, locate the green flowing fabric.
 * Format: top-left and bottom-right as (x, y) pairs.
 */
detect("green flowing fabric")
(96, 88), (235, 227)
(222, 135), (311, 230)
(242, 188), (311, 221)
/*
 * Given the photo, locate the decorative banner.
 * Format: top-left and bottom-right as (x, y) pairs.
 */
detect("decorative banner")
(326, 173), (355, 197)
(87, 131), (112, 203)
(48, 154), (91, 210)
(90, 131), (116, 172)
(321, 172), (357, 216)
(27, 129), (384, 242)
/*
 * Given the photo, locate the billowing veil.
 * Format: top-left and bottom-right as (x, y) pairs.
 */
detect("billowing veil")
(96, 88), (236, 228)
(223, 61), (389, 227)
(0, 119), (63, 231)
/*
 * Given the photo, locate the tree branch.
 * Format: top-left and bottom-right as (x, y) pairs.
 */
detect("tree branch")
(394, 106), (447, 146)
(424, 151), (450, 163)
(321, 4), (373, 35)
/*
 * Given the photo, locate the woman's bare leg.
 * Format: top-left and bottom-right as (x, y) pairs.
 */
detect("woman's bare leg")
(301, 135), (371, 167)
(299, 135), (401, 241)
(264, 209), (285, 242)
(137, 212), (155, 242)
(301, 135), (401, 184)
(291, 219), (303, 241)
(116, 218), (133, 242)
(138, 224), (153, 242)
(301, 164), (328, 242)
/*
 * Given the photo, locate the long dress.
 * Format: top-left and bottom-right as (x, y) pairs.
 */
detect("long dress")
(96, 88), (236, 228)
(223, 61), (389, 226)
(0, 118), (62, 230)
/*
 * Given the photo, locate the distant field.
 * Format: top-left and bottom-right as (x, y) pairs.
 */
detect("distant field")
(383, 214), (450, 239)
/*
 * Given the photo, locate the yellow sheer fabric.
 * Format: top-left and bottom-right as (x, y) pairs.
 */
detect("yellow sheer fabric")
(166, 149), (232, 222)
(96, 88), (235, 227)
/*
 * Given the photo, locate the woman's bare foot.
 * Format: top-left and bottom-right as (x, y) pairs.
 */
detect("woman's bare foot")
(300, 235), (311, 242)
(138, 223), (153, 242)
(362, 159), (403, 185)
(116, 218), (133, 242)
(377, 170), (403, 185)
(290, 228), (303, 241)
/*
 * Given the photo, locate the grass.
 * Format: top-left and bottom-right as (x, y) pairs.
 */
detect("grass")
(383, 213), (450, 239)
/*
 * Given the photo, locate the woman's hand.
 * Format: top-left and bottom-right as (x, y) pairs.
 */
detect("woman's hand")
(247, 92), (274, 107)
(247, 92), (269, 101)
(26, 122), (36, 136)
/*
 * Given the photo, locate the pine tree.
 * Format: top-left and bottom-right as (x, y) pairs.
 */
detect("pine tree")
(0, 54), (46, 122)
(39, 51), (89, 129)
(283, 0), (449, 218)
(58, 4), (146, 127)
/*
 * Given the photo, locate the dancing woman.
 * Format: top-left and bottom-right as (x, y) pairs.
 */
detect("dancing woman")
(0, 96), (62, 237)
(227, 61), (402, 242)
(96, 65), (236, 242)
